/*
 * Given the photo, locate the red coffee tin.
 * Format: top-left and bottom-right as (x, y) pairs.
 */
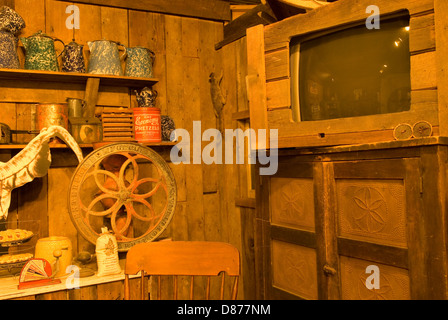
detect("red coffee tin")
(133, 107), (161, 143)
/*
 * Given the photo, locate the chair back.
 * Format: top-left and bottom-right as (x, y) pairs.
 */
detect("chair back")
(124, 241), (240, 300)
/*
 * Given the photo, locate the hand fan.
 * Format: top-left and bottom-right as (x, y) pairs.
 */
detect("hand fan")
(18, 258), (61, 289)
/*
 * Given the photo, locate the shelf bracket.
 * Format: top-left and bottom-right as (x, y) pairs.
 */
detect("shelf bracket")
(83, 78), (101, 119)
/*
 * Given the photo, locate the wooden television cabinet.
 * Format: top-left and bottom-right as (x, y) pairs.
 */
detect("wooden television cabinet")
(250, 0), (448, 300)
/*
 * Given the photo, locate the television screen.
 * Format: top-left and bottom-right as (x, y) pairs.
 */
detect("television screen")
(290, 16), (411, 122)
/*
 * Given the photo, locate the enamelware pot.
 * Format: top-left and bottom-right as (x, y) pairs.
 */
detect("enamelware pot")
(61, 40), (86, 73)
(21, 31), (65, 71)
(135, 86), (158, 108)
(87, 40), (126, 76)
(125, 46), (155, 78)
(0, 6), (25, 35)
(0, 30), (20, 69)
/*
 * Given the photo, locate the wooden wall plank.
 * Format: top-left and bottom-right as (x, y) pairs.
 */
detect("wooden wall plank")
(68, 285), (98, 300)
(45, 0), (74, 44)
(56, 0), (231, 22)
(199, 19), (222, 194)
(435, 0), (448, 136)
(419, 146), (448, 299)
(164, 14), (188, 242)
(246, 24), (269, 149)
(0, 0), (249, 300)
(411, 51), (437, 90)
(128, 10), (166, 110)
(204, 193), (222, 241)
(0, 103), (17, 141)
(48, 167), (79, 252)
(165, 15), (184, 133)
(183, 94), (205, 242)
(410, 14), (435, 53)
(266, 78), (290, 110)
(36, 290), (68, 300)
(11, 177), (48, 256)
(264, 0), (434, 45)
(265, 48), (289, 81)
(15, 0), (45, 37)
(97, 281), (124, 300)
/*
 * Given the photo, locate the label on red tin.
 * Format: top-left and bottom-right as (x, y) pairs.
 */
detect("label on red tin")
(133, 109), (161, 142)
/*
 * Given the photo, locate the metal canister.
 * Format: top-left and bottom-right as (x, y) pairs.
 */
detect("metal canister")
(133, 107), (161, 143)
(36, 103), (69, 130)
(66, 98), (85, 118)
(0, 123), (11, 144)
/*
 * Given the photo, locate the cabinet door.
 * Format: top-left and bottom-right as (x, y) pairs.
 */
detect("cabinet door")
(259, 158), (423, 300)
(330, 158), (421, 300)
(259, 161), (319, 299)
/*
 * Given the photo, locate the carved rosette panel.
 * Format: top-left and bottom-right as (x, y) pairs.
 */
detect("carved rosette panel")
(340, 256), (410, 300)
(271, 240), (318, 299)
(270, 178), (315, 231)
(336, 180), (407, 247)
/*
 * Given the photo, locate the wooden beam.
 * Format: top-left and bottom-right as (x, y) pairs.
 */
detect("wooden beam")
(55, 0), (231, 22)
(83, 78), (100, 118)
(262, 0), (306, 20)
(216, 4), (276, 50)
(246, 24), (269, 150)
(276, 0), (328, 11)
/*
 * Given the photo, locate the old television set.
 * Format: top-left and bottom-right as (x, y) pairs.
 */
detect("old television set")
(290, 15), (411, 122)
(248, 0), (440, 149)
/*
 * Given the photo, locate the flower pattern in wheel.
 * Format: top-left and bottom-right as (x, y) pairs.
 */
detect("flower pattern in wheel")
(68, 143), (176, 252)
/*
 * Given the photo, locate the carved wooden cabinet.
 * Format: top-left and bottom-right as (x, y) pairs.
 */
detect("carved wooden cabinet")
(255, 138), (448, 300)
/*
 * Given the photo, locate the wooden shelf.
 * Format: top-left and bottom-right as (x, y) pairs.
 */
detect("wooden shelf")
(0, 68), (159, 88)
(0, 142), (177, 150)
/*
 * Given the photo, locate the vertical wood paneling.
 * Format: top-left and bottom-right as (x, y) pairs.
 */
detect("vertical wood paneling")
(0, 1), (250, 300)
(48, 167), (79, 252)
(13, 177), (48, 256)
(97, 281), (124, 300)
(14, 0), (45, 38)
(199, 19), (221, 195)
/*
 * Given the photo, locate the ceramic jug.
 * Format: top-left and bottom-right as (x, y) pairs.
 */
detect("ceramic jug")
(87, 40), (126, 76)
(135, 87), (158, 107)
(21, 31), (65, 71)
(0, 6), (25, 35)
(125, 46), (155, 78)
(0, 30), (20, 69)
(61, 40), (86, 73)
(35, 236), (73, 278)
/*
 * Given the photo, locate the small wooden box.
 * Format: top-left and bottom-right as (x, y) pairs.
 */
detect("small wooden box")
(101, 108), (135, 142)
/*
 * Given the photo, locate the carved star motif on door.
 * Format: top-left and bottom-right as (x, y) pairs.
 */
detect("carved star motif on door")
(279, 186), (304, 220)
(352, 187), (388, 233)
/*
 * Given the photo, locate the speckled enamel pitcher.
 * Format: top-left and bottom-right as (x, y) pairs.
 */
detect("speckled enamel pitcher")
(21, 31), (65, 71)
(61, 40), (86, 73)
(0, 30), (19, 69)
(125, 46), (155, 78)
(87, 40), (126, 76)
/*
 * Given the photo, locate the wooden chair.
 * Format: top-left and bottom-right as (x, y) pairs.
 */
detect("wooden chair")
(124, 241), (240, 300)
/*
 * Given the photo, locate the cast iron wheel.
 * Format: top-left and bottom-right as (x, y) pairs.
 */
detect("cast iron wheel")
(68, 143), (176, 252)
